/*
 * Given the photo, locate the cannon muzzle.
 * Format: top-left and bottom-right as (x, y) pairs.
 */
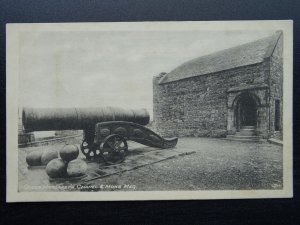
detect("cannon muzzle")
(22, 107), (150, 132)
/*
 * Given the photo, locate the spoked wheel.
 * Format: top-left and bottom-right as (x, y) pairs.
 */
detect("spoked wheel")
(80, 140), (101, 160)
(100, 134), (128, 165)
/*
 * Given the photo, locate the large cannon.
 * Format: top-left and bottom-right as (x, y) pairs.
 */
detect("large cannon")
(22, 107), (178, 164)
(22, 107), (150, 131)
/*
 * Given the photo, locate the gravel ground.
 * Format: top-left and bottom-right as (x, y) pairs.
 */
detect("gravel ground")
(19, 137), (283, 191)
(88, 138), (283, 191)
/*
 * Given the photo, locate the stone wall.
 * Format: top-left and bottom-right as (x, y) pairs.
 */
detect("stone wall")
(269, 32), (283, 139)
(153, 62), (270, 137)
(55, 130), (83, 137)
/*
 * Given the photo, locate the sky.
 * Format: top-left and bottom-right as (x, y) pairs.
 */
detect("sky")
(18, 29), (275, 120)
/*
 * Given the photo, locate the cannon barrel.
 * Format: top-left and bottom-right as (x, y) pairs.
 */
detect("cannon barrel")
(22, 107), (150, 132)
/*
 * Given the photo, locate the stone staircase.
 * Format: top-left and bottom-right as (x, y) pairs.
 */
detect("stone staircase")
(226, 126), (260, 142)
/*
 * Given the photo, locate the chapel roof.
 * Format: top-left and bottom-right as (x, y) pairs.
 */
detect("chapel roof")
(159, 31), (282, 84)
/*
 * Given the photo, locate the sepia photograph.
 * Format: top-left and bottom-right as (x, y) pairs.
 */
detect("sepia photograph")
(6, 21), (293, 201)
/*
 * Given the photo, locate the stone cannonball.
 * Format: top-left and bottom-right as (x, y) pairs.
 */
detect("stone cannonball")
(59, 144), (79, 162)
(45, 158), (67, 178)
(26, 150), (43, 166)
(41, 149), (58, 165)
(67, 159), (88, 177)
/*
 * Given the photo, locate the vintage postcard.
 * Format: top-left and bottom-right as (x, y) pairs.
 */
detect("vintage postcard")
(6, 21), (293, 202)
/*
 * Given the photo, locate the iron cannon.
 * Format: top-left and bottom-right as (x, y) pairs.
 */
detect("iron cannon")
(22, 107), (178, 164)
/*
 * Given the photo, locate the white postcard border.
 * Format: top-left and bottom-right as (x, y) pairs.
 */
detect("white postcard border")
(6, 20), (293, 202)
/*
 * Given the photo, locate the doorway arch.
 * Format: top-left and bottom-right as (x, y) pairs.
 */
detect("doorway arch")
(233, 93), (259, 130)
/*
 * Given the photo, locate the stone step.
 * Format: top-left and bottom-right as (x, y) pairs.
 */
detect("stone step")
(241, 126), (255, 129)
(227, 135), (260, 140)
(237, 130), (256, 136)
(226, 134), (260, 142)
(239, 128), (255, 131)
(225, 137), (260, 142)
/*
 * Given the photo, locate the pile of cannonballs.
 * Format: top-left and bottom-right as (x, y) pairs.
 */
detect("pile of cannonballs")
(26, 144), (88, 179)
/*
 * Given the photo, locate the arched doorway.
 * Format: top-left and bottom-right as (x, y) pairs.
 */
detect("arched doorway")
(235, 93), (258, 130)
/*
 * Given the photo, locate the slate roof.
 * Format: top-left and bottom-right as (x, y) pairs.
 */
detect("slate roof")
(159, 32), (282, 84)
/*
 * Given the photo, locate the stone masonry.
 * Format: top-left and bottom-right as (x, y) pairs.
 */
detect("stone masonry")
(153, 32), (283, 139)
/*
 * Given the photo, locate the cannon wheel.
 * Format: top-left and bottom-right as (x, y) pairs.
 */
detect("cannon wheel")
(100, 134), (128, 165)
(80, 141), (101, 160)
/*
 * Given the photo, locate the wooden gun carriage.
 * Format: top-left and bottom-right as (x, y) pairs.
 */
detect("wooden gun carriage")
(22, 107), (178, 164)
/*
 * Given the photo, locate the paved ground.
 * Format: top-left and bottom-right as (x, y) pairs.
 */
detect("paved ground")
(18, 137), (283, 191)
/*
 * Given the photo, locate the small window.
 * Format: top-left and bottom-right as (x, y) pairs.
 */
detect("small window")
(275, 100), (280, 131)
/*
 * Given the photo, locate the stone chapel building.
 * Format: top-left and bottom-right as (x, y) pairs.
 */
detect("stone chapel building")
(153, 31), (283, 140)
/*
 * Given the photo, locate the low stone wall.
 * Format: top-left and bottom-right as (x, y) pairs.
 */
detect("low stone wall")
(18, 134), (82, 148)
(18, 133), (35, 144)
